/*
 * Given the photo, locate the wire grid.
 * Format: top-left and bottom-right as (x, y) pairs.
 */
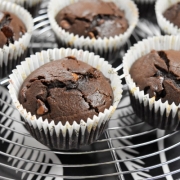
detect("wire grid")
(1, 1), (180, 180)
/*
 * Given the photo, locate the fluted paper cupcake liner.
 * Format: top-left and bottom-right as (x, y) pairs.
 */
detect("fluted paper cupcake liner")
(8, 48), (123, 150)
(48, 0), (139, 62)
(156, 0), (180, 35)
(0, 1), (33, 80)
(123, 35), (180, 131)
(5, 0), (41, 17)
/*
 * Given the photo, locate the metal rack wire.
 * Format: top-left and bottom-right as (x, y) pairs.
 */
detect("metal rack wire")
(1, 1), (180, 180)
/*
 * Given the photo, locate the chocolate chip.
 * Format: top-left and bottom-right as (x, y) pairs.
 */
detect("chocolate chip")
(72, 73), (79, 81)
(29, 78), (38, 82)
(67, 56), (77, 60)
(60, 20), (71, 30)
(1, 26), (13, 39)
(88, 32), (95, 38)
(36, 99), (48, 115)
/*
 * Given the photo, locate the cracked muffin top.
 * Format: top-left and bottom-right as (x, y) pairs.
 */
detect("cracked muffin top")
(55, 0), (128, 39)
(18, 56), (114, 124)
(130, 50), (180, 105)
(0, 11), (26, 48)
(163, 2), (180, 29)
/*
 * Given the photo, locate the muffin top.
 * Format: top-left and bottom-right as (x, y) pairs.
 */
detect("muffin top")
(18, 56), (114, 124)
(163, 2), (180, 28)
(130, 50), (180, 105)
(55, 0), (128, 39)
(0, 11), (26, 48)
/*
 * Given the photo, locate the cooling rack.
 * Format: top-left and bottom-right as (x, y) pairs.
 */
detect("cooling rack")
(1, 1), (180, 180)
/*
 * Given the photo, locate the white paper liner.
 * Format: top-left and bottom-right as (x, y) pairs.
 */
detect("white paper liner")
(155, 0), (180, 35)
(0, 1), (33, 79)
(123, 35), (180, 130)
(48, 0), (139, 61)
(8, 48), (123, 150)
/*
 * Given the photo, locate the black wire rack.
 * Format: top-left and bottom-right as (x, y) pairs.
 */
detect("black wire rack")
(1, 1), (180, 180)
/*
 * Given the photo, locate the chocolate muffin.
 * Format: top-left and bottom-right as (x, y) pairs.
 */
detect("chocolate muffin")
(163, 2), (180, 28)
(18, 56), (114, 124)
(130, 50), (180, 106)
(55, 0), (129, 39)
(0, 11), (26, 48)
